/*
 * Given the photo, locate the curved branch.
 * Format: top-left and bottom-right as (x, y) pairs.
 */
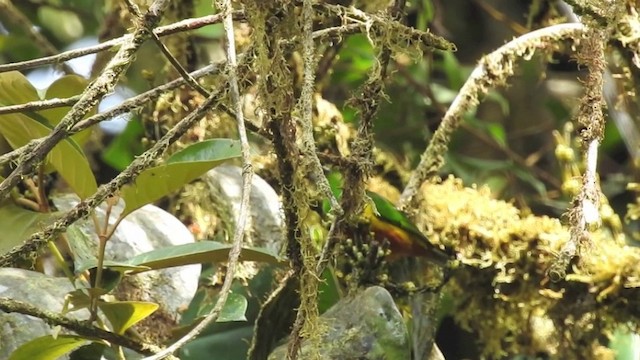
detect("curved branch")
(399, 23), (587, 210)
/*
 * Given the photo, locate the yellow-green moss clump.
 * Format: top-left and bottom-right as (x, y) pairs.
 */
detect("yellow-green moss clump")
(416, 177), (640, 359)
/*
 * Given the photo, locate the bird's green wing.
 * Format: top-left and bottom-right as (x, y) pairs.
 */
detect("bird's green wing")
(365, 190), (428, 242)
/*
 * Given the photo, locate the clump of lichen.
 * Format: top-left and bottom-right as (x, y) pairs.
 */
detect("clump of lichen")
(415, 177), (640, 358)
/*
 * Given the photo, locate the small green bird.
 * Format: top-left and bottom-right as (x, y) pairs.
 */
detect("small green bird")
(363, 190), (451, 264)
(325, 173), (451, 265)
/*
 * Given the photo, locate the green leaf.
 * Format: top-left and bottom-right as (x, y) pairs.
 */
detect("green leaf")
(102, 118), (144, 170)
(98, 301), (159, 334)
(8, 335), (89, 360)
(485, 123), (507, 148)
(318, 267), (342, 314)
(65, 224), (98, 275)
(193, 1), (223, 39)
(0, 71), (98, 199)
(63, 289), (92, 313)
(180, 325), (254, 360)
(194, 292), (248, 322)
(173, 292), (248, 338)
(40, 75), (94, 145)
(0, 201), (56, 256)
(37, 6), (83, 42)
(430, 83), (458, 104)
(439, 51), (467, 90)
(0, 71), (40, 105)
(331, 35), (375, 87)
(127, 241), (282, 272)
(485, 90), (510, 116)
(120, 138), (241, 217)
(513, 167), (547, 196)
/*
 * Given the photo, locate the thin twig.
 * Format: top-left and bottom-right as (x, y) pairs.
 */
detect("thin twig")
(0, 297), (162, 356)
(0, 96), (81, 116)
(138, 0), (251, 358)
(0, 11), (245, 74)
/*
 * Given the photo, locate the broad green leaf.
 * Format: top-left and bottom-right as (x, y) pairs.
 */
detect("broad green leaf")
(77, 261), (150, 293)
(120, 138), (241, 217)
(0, 71), (98, 199)
(127, 241), (282, 272)
(173, 292), (248, 338)
(0, 71), (40, 105)
(8, 335), (89, 360)
(40, 75), (94, 145)
(0, 201), (56, 256)
(98, 301), (159, 334)
(37, 7), (83, 43)
(63, 289), (92, 313)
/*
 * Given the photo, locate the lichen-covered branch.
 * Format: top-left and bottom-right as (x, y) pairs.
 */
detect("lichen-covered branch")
(287, 0), (330, 358)
(317, 3), (455, 52)
(0, 60), (228, 169)
(548, 28), (608, 281)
